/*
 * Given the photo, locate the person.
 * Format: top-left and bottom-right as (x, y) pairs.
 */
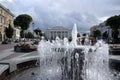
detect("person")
(31, 72), (35, 80)
(85, 38), (89, 45)
(89, 38), (94, 46)
(81, 38), (85, 45)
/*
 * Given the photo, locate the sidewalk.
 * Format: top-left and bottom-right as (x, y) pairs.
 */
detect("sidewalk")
(0, 43), (15, 51)
(0, 48), (15, 61)
(0, 43), (16, 60)
(109, 55), (120, 61)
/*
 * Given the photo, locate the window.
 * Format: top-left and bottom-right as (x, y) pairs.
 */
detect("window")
(0, 8), (2, 14)
(0, 16), (2, 23)
(2, 17), (4, 24)
(4, 17), (6, 24)
(54, 31), (56, 37)
(65, 31), (68, 37)
(0, 25), (2, 28)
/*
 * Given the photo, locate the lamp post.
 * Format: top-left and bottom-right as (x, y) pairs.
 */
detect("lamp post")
(32, 22), (35, 39)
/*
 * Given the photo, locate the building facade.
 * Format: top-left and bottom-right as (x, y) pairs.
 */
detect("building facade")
(45, 26), (72, 40)
(90, 22), (120, 39)
(13, 28), (21, 40)
(90, 22), (108, 35)
(0, 3), (20, 41)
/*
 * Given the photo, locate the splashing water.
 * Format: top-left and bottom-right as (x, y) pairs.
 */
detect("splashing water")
(71, 23), (77, 47)
(83, 40), (113, 80)
(37, 24), (114, 80)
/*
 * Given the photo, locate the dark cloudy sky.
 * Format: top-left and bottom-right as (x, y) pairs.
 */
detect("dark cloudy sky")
(0, 0), (120, 33)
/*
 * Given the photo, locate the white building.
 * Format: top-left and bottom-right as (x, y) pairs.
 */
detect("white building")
(13, 28), (20, 40)
(45, 26), (72, 40)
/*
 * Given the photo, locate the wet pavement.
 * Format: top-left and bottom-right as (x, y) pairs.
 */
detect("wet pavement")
(6, 67), (40, 80)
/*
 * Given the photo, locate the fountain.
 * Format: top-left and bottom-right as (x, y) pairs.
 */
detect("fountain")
(36, 23), (115, 80)
(71, 23), (77, 47)
(7, 23), (120, 80)
(2, 22), (120, 80)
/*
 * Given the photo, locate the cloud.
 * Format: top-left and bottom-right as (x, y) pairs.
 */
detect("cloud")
(0, 0), (120, 32)
(7, 0), (13, 2)
(98, 16), (110, 22)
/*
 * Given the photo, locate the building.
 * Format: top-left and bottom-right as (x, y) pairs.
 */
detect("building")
(45, 26), (72, 40)
(90, 25), (98, 35)
(0, 3), (20, 41)
(13, 27), (21, 40)
(90, 22), (120, 39)
(90, 22), (109, 36)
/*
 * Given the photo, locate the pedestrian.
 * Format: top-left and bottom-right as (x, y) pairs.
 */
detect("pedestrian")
(31, 72), (35, 80)
(81, 38), (85, 45)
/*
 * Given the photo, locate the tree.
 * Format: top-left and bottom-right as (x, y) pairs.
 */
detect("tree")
(106, 15), (120, 30)
(25, 32), (34, 38)
(77, 33), (81, 37)
(14, 14), (32, 38)
(5, 24), (14, 39)
(102, 31), (108, 39)
(93, 30), (101, 39)
(34, 28), (43, 37)
(82, 33), (86, 36)
(20, 30), (24, 38)
(106, 15), (120, 43)
(14, 14), (32, 30)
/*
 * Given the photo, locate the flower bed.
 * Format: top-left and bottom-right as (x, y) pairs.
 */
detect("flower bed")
(14, 42), (37, 52)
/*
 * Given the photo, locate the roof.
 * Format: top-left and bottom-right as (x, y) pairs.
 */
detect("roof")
(47, 26), (71, 30)
(0, 3), (14, 17)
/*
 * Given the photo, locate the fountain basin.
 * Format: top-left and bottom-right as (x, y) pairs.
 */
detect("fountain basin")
(0, 47), (119, 80)
(0, 64), (9, 80)
(0, 60), (37, 80)
(0, 51), (39, 80)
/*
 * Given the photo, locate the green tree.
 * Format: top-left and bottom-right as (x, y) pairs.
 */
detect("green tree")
(93, 30), (101, 39)
(106, 15), (120, 30)
(106, 15), (120, 43)
(34, 28), (43, 37)
(5, 24), (14, 39)
(14, 14), (32, 38)
(25, 32), (34, 38)
(77, 33), (81, 37)
(20, 30), (24, 38)
(102, 31), (108, 39)
(82, 33), (86, 36)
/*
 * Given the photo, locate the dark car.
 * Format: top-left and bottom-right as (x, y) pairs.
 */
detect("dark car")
(2, 40), (8, 44)
(14, 39), (20, 43)
(33, 40), (39, 45)
(2, 39), (11, 44)
(2, 39), (8, 44)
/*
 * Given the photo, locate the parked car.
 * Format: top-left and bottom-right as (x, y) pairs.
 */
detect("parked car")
(33, 40), (39, 45)
(2, 40), (8, 44)
(2, 39), (11, 44)
(14, 39), (20, 43)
